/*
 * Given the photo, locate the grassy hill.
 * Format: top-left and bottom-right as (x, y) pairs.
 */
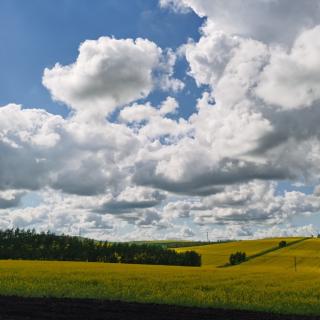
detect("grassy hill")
(246, 238), (320, 270)
(176, 237), (303, 266)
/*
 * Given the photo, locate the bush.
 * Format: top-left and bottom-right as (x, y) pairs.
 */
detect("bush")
(279, 240), (287, 248)
(229, 251), (246, 265)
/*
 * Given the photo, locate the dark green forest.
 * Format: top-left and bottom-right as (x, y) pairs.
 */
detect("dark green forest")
(0, 229), (201, 266)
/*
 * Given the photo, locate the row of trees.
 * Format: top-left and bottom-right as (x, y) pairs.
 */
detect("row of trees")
(0, 229), (201, 266)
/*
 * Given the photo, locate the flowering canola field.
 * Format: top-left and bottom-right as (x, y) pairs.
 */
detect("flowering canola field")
(0, 238), (320, 315)
(247, 238), (320, 270)
(176, 237), (301, 266)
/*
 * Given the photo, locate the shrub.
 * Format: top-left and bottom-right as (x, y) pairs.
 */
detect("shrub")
(279, 240), (287, 248)
(229, 251), (246, 265)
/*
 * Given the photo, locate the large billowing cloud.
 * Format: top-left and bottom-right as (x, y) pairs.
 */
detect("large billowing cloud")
(1, 1), (320, 240)
(255, 26), (320, 110)
(160, 0), (320, 44)
(43, 37), (182, 119)
(0, 103), (139, 196)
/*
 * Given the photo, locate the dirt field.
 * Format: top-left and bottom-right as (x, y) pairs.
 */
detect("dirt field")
(0, 296), (319, 320)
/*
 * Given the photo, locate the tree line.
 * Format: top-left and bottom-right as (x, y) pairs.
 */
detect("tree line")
(0, 229), (201, 266)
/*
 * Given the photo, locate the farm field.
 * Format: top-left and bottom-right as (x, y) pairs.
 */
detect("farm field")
(247, 238), (320, 270)
(176, 237), (302, 266)
(1, 238), (320, 316)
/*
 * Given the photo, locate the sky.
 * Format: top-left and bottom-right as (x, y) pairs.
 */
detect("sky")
(1, 0), (320, 241)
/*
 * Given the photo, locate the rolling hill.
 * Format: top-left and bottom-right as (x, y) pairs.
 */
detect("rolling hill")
(176, 238), (304, 267)
(246, 238), (320, 270)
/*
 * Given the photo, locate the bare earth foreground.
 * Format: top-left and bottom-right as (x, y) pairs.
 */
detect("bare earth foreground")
(0, 296), (319, 320)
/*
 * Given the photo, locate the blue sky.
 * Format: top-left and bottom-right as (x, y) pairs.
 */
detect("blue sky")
(1, 0), (320, 240)
(0, 0), (202, 118)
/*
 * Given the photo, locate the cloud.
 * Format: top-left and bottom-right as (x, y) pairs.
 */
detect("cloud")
(100, 209), (162, 228)
(253, 224), (318, 239)
(180, 226), (195, 238)
(184, 31), (241, 87)
(120, 97), (190, 140)
(120, 96), (179, 122)
(0, 191), (25, 209)
(0, 104), (63, 191)
(133, 156), (291, 196)
(43, 37), (181, 119)
(163, 200), (204, 219)
(255, 26), (320, 110)
(162, 0), (320, 44)
(0, 103), (139, 196)
(119, 102), (158, 123)
(159, 0), (191, 13)
(97, 200), (161, 214)
(0, 190), (117, 239)
(192, 181), (320, 226)
(175, 10), (320, 194)
(94, 188), (166, 214)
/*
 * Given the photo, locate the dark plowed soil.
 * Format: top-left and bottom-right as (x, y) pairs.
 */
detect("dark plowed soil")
(0, 296), (319, 320)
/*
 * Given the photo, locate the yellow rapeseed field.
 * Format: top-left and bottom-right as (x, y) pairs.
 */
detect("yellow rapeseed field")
(0, 238), (320, 315)
(176, 237), (301, 266)
(247, 238), (320, 270)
